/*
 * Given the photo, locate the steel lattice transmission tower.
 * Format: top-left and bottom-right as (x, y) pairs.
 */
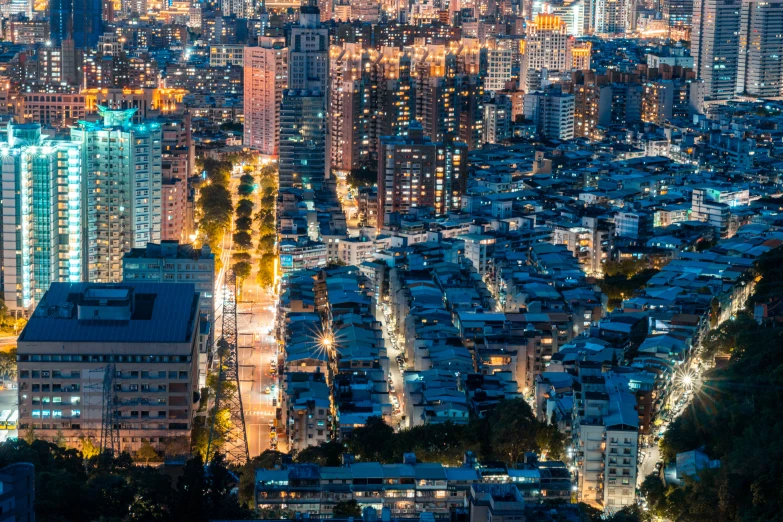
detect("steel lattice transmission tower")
(100, 363), (119, 454)
(207, 270), (249, 463)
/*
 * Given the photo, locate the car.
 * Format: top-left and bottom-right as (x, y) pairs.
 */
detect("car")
(389, 385), (395, 393)
(268, 420), (275, 427)
(272, 398), (277, 406)
(264, 387), (271, 394)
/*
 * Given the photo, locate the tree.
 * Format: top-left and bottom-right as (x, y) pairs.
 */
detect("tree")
(257, 234), (275, 255)
(332, 499), (363, 518)
(238, 183), (255, 197)
(347, 164), (377, 188)
(347, 417), (395, 462)
(233, 231), (252, 250)
(23, 426), (35, 444)
(54, 428), (67, 448)
(239, 451), (288, 507)
(232, 252), (252, 262)
(240, 173), (255, 185)
(236, 199), (254, 218)
(487, 399), (539, 464)
(232, 261), (252, 280)
(80, 436), (101, 459)
(258, 253), (276, 289)
(135, 442), (159, 466)
(235, 216), (253, 231)
(0, 348), (17, 380)
(295, 440), (344, 467)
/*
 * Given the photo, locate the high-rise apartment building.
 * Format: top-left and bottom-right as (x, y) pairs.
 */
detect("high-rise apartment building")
(279, 90), (328, 191)
(572, 369), (639, 512)
(522, 14), (572, 89)
(49, 0), (103, 48)
(16, 282), (202, 454)
(377, 122), (468, 225)
(70, 107), (162, 283)
(524, 87), (575, 140)
(279, 2), (329, 191)
(485, 49), (513, 92)
(0, 123), (82, 313)
(594, 0), (627, 34)
(483, 94), (513, 144)
(288, 3), (329, 93)
(244, 37), (288, 154)
(737, 0), (783, 97)
(691, 0), (741, 105)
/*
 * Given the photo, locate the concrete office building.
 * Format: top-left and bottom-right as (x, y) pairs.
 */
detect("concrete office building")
(244, 37), (288, 154)
(0, 122), (82, 313)
(16, 282), (202, 454)
(122, 241), (215, 388)
(70, 107), (162, 283)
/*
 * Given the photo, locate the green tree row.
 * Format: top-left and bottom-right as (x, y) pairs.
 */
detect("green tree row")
(0, 438), (252, 522)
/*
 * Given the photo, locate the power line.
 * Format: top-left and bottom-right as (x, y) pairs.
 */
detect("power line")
(207, 270), (249, 464)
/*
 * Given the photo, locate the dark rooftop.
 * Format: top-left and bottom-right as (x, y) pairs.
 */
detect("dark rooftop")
(19, 282), (200, 344)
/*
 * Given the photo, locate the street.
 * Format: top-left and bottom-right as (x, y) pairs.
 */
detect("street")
(380, 302), (405, 428)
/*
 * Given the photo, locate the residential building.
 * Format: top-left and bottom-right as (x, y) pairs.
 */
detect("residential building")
(0, 123), (82, 313)
(524, 87), (575, 140)
(377, 121), (468, 226)
(691, 0), (741, 106)
(737, 0), (783, 97)
(244, 37), (288, 154)
(70, 107), (163, 283)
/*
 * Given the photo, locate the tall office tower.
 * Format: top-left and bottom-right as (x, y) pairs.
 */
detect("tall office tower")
(0, 123), (82, 313)
(377, 122), (468, 226)
(663, 0), (693, 39)
(49, 0), (103, 48)
(691, 0), (741, 105)
(522, 14), (572, 88)
(737, 0), (783, 97)
(279, 1), (328, 190)
(485, 49), (513, 92)
(570, 41), (592, 70)
(70, 107), (162, 283)
(288, 2), (329, 93)
(594, 0), (627, 34)
(244, 37), (288, 154)
(278, 90), (327, 191)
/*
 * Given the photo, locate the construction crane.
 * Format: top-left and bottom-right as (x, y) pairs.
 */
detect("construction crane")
(207, 270), (249, 464)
